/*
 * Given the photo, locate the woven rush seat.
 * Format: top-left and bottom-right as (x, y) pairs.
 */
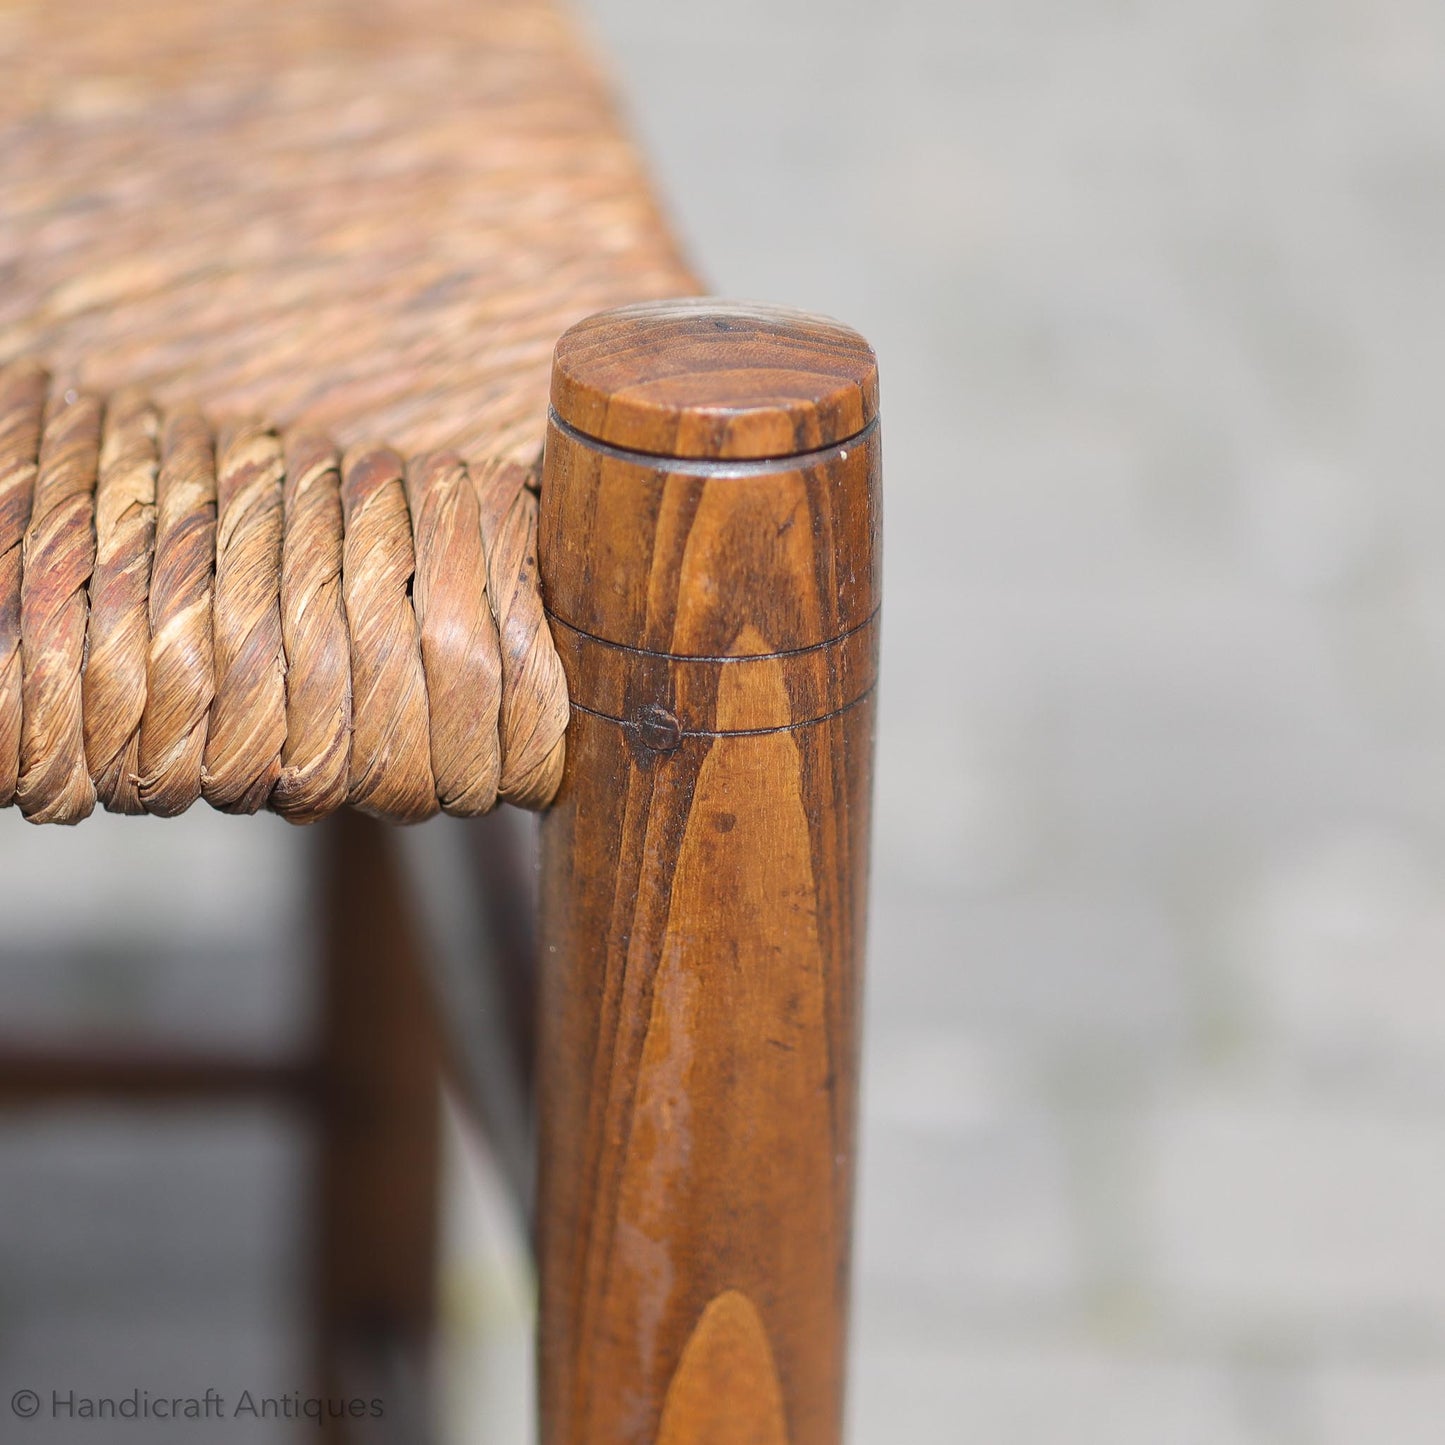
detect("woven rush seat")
(0, 0), (699, 825)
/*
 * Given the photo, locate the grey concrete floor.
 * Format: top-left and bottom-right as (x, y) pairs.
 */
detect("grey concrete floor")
(2, 1), (1445, 1442)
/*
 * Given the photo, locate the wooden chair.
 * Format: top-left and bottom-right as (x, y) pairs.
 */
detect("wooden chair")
(0, 0), (880, 1440)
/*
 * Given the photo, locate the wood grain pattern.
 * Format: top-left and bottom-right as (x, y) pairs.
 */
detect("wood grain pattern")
(656, 1292), (789, 1445)
(551, 300), (877, 460)
(537, 302), (879, 1445)
(549, 611), (878, 735)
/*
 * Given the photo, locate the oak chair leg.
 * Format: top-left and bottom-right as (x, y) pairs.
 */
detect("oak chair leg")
(536, 302), (880, 1445)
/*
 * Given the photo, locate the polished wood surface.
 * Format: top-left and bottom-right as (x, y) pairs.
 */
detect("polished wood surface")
(537, 302), (879, 1445)
(549, 300), (878, 460)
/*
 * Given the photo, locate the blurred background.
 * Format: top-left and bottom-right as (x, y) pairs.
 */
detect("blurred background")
(3, 0), (1445, 1441)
